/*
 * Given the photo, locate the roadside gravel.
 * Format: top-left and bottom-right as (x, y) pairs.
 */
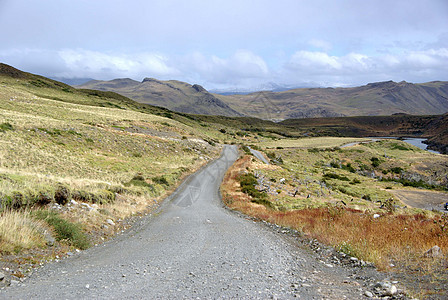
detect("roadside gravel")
(1, 145), (406, 299)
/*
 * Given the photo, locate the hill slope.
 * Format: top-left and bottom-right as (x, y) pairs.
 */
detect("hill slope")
(217, 80), (448, 120)
(78, 78), (243, 117)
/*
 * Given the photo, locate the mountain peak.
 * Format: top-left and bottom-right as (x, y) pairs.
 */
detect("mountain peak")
(192, 84), (206, 93)
(142, 77), (159, 83)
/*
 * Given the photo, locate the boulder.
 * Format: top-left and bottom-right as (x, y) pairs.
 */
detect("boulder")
(424, 245), (442, 258)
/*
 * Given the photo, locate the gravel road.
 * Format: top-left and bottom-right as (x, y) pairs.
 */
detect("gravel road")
(248, 147), (270, 164)
(2, 145), (381, 299)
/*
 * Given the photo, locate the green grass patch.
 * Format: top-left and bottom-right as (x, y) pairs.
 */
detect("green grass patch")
(33, 210), (91, 249)
(322, 173), (350, 182)
(238, 173), (271, 207)
(0, 122), (14, 132)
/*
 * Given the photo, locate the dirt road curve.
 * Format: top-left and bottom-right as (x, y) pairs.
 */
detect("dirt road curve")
(2, 146), (375, 299)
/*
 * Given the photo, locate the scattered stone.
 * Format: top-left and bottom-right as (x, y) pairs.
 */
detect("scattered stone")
(67, 252), (73, 256)
(106, 219), (115, 226)
(85, 284), (90, 289)
(0, 272), (5, 281)
(10, 280), (19, 286)
(364, 290), (374, 297)
(423, 245), (442, 258)
(44, 232), (55, 247)
(373, 214), (380, 219)
(383, 285), (398, 296)
(70, 200), (78, 205)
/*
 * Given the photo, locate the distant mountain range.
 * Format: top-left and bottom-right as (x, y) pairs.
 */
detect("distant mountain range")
(78, 78), (242, 117)
(78, 78), (448, 120)
(2, 62), (448, 153)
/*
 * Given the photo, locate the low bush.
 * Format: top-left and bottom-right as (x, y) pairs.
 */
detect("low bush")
(152, 175), (169, 186)
(33, 210), (90, 249)
(0, 122), (14, 132)
(238, 173), (269, 205)
(54, 185), (70, 205)
(322, 173), (350, 182)
(371, 157), (381, 168)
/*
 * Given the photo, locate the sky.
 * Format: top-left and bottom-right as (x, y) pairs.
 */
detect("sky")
(0, 0), (447, 90)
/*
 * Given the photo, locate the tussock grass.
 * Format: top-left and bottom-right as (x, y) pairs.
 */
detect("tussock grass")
(0, 210), (46, 253)
(222, 152), (448, 269)
(34, 210), (90, 250)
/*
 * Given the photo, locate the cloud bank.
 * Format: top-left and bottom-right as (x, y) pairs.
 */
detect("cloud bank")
(0, 0), (447, 89)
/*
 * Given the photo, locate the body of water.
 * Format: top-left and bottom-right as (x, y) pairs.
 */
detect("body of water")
(342, 137), (441, 154)
(400, 138), (439, 154)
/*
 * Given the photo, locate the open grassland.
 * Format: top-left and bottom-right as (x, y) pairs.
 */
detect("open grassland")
(0, 75), (222, 262)
(222, 140), (448, 298)
(259, 137), (371, 149)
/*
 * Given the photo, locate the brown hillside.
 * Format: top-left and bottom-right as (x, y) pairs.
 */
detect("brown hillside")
(77, 78), (243, 117)
(218, 81), (448, 120)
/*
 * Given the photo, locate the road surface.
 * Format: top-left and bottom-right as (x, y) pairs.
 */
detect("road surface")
(2, 145), (371, 299)
(249, 147), (270, 164)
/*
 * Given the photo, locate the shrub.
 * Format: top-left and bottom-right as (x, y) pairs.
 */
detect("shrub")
(390, 167), (404, 174)
(152, 175), (169, 186)
(54, 185), (70, 205)
(350, 178), (361, 185)
(342, 163), (356, 173)
(308, 148), (320, 153)
(0, 122), (13, 132)
(330, 161), (339, 168)
(322, 173), (350, 182)
(163, 112), (173, 119)
(371, 157), (381, 168)
(238, 173), (268, 205)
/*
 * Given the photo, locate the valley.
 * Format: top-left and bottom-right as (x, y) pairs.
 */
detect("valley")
(1, 63), (448, 298)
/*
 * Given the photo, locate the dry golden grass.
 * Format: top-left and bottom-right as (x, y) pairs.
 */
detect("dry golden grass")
(0, 74), (222, 255)
(260, 137), (370, 149)
(222, 155), (448, 271)
(0, 210), (47, 253)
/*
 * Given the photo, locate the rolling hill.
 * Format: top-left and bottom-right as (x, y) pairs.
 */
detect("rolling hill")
(218, 80), (448, 121)
(79, 77), (448, 120)
(78, 78), (243, 117)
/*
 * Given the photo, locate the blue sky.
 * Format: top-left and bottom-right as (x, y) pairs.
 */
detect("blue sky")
(0, 0), (447, 89)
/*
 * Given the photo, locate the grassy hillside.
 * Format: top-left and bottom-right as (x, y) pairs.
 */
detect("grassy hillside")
(78, 77), (242, 117)
(0, 63), (228, 258)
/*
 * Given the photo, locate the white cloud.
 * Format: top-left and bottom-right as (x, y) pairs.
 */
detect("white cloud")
(180, 50), (269, 85)
(283, 48), (448, 86)
(57, 49), (179, 79)
(308, 39), (332, 52)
